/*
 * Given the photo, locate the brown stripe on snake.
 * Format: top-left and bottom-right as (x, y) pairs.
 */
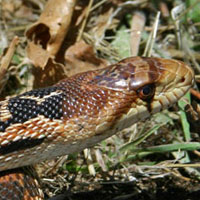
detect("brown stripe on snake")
(0, 56), (194, 199)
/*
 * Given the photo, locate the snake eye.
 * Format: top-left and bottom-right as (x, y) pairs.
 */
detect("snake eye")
(137, 84), (155, 101)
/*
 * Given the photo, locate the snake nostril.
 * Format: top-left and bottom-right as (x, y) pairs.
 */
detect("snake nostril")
(181, 77), (185, 83)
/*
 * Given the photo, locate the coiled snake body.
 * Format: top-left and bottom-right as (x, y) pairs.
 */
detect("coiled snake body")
(0, 57), (194, 199)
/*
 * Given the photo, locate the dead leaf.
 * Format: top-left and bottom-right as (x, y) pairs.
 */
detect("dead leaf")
(32, 59), (65, 88)
(64, 40), (107, 76)
(26, 0), (77, 58)
(26, 41), (51, 69)
(25, 0), (77, 87)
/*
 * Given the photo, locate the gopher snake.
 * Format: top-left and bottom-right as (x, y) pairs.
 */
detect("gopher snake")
(0, 57), (194, 199)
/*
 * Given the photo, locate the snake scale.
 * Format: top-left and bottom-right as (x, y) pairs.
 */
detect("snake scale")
(0, 57), (194, 199)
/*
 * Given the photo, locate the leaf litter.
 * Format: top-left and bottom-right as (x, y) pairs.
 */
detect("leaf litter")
(0, 0), (200, 199)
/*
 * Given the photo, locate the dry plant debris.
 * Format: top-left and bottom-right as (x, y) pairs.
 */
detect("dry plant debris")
(0, 0), (200, 199)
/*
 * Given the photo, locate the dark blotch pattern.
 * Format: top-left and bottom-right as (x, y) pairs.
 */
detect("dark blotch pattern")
(0, 138), (45, 155)
(0, 86), (65, 132)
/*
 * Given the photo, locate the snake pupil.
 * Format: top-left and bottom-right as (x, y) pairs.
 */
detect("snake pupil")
(142, 85), (151, 95)
(137, 84), (155, 101)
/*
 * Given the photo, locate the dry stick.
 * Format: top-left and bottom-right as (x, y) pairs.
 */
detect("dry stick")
(130, 12), (146, 56)
(139, 162), (200, 169)
(196, 75), (200, 79)
(147, 12), (160, 57)
(159, 1), (170, 18)
(145, 24), (174, 32)
(77, 0), (94, 42)
(84, 148), (96, 176)
(143, 29), (152, 57)
(171, 4), (183, 49)
(95, 149), (107, 172)
(0, 36), (19, 93)
(193, 150), (200, 157)
(164, 163), (200, 168)
(190, 88), (200, 100)
(143, 12), (160, 57)
(90, 0), (108, 12)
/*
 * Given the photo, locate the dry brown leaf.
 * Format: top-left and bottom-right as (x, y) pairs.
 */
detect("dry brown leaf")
(26, 0), (77, 59)
(32, 59), (65, 88)
(25, 0), (77, 87)
(64, 40), (107, 76)
(26, 41), (51, 69)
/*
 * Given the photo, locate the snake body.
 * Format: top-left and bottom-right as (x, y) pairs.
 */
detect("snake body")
(0, 57), (194, 199)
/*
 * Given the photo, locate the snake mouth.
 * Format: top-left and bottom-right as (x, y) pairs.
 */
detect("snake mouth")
(151, 61), (194, 114)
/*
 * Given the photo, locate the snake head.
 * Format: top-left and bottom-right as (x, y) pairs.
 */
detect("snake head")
(91, 56), (194, 117)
